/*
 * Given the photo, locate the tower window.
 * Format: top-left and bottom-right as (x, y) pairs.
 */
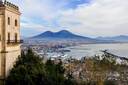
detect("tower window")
(0, 35), (1, 41)
(8, 33), (10, 42)
(15, 33), (18, 42)
(8, 17), (10, 25)
(15, 19), (18, 26)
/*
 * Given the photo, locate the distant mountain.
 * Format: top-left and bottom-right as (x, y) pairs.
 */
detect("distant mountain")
(30, 30), (107, 43)
(96, 35), (128, 42)
(33, 30), (90, 39)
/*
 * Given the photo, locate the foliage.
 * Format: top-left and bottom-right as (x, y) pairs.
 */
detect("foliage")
(6, 49), (128, 85)
(45, 59), (65, 85)
(6, 49), (75, 85)
(104, 80), (116, 85)
(6, 49), (47, 85)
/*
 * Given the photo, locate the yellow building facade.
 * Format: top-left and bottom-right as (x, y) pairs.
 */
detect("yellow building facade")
(0, 0), (21, 84)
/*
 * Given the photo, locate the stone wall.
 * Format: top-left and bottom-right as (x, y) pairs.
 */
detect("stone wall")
(5, 50), (20, 76)
(0, 1), (21, 80)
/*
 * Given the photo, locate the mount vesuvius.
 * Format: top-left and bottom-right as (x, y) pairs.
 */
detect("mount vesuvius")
(30, 30), (112, 43)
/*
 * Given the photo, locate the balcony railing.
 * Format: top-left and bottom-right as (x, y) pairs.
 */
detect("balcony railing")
(7, 40), (23, 44)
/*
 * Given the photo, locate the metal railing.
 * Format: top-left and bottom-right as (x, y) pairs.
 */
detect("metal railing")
(7, 40), (23, 44)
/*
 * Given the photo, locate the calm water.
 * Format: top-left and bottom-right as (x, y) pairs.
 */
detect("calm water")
(65, 43), (128, 59)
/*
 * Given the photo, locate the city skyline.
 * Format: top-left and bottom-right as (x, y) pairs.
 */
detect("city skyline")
(8, 0), (128, 37)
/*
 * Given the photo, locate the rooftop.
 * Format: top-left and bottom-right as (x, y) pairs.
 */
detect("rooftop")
(0, 0), (19, 10)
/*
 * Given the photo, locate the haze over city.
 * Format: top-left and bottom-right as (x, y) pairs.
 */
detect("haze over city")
(8, 0), (128, 37)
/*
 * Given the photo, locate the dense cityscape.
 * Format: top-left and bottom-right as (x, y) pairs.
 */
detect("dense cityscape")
(21, 39), (128, 85)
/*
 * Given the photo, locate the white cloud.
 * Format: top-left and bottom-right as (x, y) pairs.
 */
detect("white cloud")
(58, 0), (128, 37)
(9, 0), (69, 20)
(8, 0), (128, 37)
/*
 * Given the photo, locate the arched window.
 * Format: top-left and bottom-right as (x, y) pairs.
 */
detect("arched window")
(0, 35), (1, 41)
(15, 19), (18, 26)
(8, 17), (10, 25)
(15, 33), (18, 42)
(8, 33), (10, 42)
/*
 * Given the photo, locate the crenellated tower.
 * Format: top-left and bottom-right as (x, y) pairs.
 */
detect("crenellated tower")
(0, 0), (21, 84)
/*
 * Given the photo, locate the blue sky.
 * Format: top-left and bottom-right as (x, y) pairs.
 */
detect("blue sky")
(8, 0), (128, 37)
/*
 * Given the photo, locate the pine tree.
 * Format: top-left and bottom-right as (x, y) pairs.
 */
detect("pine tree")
(6, 49), (46, 85)
(6, 49), (75, 85)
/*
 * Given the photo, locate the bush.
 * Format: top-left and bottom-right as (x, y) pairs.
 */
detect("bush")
(6, 49), (47, 85)
(104, 80), (116, 85)
(6, 49), (75, 85)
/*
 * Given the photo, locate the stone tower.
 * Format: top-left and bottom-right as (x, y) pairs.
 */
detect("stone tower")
(0, 0), (21, 84)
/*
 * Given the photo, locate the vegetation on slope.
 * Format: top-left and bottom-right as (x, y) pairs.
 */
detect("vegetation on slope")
(5, 49), (128, 85)
(6, 49), (75, 85)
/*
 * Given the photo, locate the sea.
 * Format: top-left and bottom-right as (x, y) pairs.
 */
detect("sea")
(63, 43), (128, 59)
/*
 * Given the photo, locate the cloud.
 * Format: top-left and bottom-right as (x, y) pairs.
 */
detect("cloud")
(8, 0), (128, 37)
(8, 0), (89, 37)
(9, 0), (87, 20)
(58, 0), (128, 37)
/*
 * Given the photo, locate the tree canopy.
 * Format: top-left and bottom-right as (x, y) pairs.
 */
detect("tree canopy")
(6, 49), (75, 85)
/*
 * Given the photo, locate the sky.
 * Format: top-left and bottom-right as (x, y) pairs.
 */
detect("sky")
(8, 0), (128, 37)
